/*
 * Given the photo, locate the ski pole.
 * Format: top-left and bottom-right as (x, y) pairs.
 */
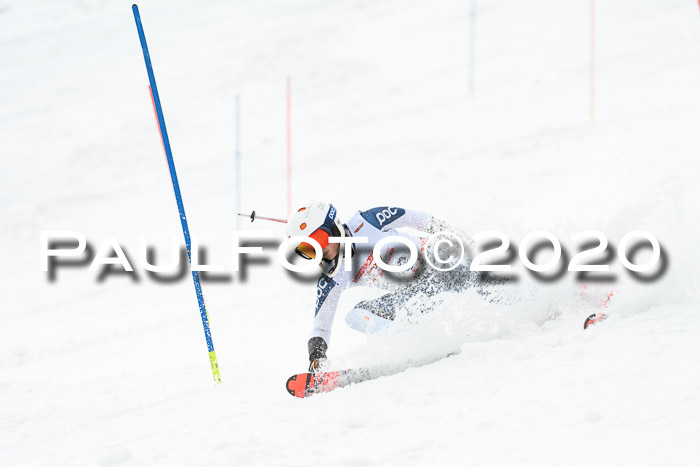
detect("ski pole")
(132, 4), (221, 385)
(238, 211), (287, 224)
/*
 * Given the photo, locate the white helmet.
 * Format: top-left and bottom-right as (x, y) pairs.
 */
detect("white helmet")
(287, 200), (345, 277)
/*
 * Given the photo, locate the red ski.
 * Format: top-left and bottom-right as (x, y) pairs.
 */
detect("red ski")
(286, 371), (340, 398)
(286, 367), (378, 398)
(286, 353), (460, 398)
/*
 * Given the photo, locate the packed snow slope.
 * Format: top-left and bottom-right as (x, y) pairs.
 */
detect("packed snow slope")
(1, 0), (700, 465)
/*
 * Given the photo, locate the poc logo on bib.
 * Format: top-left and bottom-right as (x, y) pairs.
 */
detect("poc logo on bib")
(376, 207), (398, 226)
(314, 277), (336, 316)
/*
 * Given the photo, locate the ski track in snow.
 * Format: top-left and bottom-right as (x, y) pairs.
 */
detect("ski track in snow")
(1, 0), (699, 465)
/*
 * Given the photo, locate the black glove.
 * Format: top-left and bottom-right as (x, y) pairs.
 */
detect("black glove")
(308, 336), (328, 373)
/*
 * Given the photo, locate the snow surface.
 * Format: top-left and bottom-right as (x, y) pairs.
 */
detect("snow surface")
(1, 0), (700, 465)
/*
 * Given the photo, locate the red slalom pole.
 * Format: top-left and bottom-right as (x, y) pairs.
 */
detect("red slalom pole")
(148, 85), (166, 157)
(286, 76), (292, 216)
(590, 0), (595, 119)
(468, 0), (476, 97)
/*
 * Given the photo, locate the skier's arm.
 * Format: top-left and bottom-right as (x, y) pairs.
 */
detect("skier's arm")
(359, 206), (447, 234)
(307, 274), (343, 366)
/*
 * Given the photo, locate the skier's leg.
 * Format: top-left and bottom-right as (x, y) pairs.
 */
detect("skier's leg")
(414, 264), (481, 296)
(345, 287), (417, 334)
(346, 266), (512, 335)
(415, 264), (523, 304)
(345, 307), (393, 334)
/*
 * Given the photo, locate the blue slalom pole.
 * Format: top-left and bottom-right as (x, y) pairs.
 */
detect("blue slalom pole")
(132, 4), (221, 384)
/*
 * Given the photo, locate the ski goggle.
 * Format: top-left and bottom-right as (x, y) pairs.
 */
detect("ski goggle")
(295, 228), (330, 260)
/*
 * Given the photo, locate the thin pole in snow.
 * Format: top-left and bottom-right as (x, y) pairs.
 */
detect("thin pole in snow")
(235, 95), (242, 230)
(286, 76), (292, 215)
(132, 4), (221, 385)
(468, 0), (476, 98)
(590, 0), (595, 119)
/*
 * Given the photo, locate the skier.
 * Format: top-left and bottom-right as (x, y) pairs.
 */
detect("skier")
(286, 200), (504, 372)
